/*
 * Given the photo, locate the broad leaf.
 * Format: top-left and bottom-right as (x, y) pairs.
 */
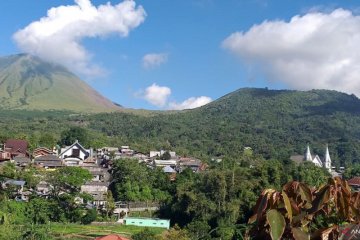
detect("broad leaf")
(309, 186), (330, 214)
(266, 209), (285, 240)
(292, 227), (310, 240)
(282, 191), (292, 222)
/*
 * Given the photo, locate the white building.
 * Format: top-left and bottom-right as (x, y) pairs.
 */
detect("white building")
(59, 140), (92, 166)
(150, 150), (176, 158)
(305, 145), (332, 172)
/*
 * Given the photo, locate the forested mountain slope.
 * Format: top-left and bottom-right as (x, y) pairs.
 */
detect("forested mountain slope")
(87, 88), (360, 166)
(1, 88), (360, 166)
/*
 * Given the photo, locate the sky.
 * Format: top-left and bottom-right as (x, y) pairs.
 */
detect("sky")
(1, 0), (360, 110)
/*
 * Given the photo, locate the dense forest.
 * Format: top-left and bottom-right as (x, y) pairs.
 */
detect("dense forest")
(1, 88), (360, 166)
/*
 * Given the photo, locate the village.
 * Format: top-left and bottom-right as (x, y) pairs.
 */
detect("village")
(0, 138), (206, 230)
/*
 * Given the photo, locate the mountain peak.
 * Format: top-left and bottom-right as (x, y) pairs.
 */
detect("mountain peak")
(0, 54), (121, 112)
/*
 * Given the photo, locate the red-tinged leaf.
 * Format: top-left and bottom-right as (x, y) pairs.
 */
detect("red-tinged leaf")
(266, 209), (285, 240)
(292, 211), (307, 225)
(311, 226), (338, 240)
(309, 186), (330, 214)
(292, 227), (310, 240)
(290, 198), (300, 215)
(299, 183), (312, 205)
(269, 192), (280, 208)
(282, 191), (292, 222)
(250, 191), (274, 224)
(248, 190), (270, 224)
(283, 181), (300, 197)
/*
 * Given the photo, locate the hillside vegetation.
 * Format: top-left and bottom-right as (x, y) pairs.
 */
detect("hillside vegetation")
(1, 88), (360, 166)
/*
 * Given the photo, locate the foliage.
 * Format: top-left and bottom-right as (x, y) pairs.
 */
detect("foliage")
(246, 177), (360, 240)
(292, 161), (331, 187)
(47, 166), (92, 196)
(111, 159), (170, 202)
(343, 163), (360, 179)
(81, 208), (97, 224)
(132, 228), (159, 240)
(2, 88), (360, 166)
(60, 127), (89, 147)
(160, 226), (191, 240)
(161, 151), (171, 160)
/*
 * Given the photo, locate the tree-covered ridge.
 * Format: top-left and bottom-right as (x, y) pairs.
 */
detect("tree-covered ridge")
(1, 88), (360, 166)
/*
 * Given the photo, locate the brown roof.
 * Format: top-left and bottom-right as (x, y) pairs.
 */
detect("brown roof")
(95, 234), (129, 240)
(35, 154), (61, 161)
(34, 154), (63, 167)
(5, 139), (28, 154)
(348, 177), (360, 186)
(33, 147), (54, 156)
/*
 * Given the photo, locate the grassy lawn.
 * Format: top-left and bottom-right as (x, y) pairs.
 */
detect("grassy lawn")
(49, 222), (165, 239)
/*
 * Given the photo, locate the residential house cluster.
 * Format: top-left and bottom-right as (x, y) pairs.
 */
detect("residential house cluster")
(1, 139), (205, 210)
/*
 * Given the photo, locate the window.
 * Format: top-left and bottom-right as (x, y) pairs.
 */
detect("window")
(72, 149), (80, 157)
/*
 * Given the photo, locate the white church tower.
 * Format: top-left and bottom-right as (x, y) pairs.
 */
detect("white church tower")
(324, 145), (332, 172)
(305, 145), (312, 161)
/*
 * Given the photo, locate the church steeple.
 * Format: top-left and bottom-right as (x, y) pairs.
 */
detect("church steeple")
(324, 144), (332, 172)
(305, 145), (312, 161)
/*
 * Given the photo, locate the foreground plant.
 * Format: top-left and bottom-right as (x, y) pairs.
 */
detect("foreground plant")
(246, 177), (360, 240)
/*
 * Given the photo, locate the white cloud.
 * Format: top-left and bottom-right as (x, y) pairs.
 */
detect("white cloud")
(140, 83), (212, 109)
(13, 0), (146, 76)
(169, 96), (212, 110)
(143, 83), (171, 107)
(142, 53), (168, 69)
(222, 8), (360, 96)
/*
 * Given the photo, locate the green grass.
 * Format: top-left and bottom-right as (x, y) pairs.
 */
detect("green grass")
(49, 222), (165, 239)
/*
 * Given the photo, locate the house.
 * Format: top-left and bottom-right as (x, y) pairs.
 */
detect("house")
(59, 140), (92, 166)
(348, 177), (360, 192)
(80, 165), (110, 182)
(150, 150), (176, 159)
(163, 165), (176, 173)
(13, 156), (31, 167)
(178, 157), (203, 172)
(33, 147), (56, 158)
(0, 150), (11, 161)
(2, 180), (26, 192)
(36, 181), (52, 196)
(154, 159), (177, 167)
(124, 217), (170, 229)
(120, 146), (134, 156)
(4, 139), (29, 158)
(81, 181), (109, 207)
(34, 154), (63, 169)
(2, 179), (28, 201)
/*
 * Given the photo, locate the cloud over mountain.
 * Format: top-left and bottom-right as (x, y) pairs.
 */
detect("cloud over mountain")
(13, 0), (146, 76)
(140, 83), (212, 110)
(169, 96), (212, 110)
(223, 8), (360, 96)
(143, 83), (172, 107)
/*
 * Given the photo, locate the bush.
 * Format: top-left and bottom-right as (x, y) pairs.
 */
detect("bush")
(81, 208), (97, 225)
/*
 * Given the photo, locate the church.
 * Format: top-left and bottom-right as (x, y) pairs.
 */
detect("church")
(303, 145), (332, 172)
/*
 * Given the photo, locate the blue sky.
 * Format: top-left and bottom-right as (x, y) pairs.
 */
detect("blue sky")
(1, 0), (360, 109)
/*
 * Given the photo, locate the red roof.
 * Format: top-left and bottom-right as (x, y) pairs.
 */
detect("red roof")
(5, 139), (28, 154)
(95, 234), (130, 240)
(348, 177), (360, 186)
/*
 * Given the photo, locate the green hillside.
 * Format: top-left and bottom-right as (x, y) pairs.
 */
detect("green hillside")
(0, 54), (121, 112)
(1, 87), (360, 166)
(86, 88), (360, 166)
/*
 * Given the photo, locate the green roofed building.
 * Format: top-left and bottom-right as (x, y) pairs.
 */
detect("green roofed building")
(124, 217), (170, 229)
